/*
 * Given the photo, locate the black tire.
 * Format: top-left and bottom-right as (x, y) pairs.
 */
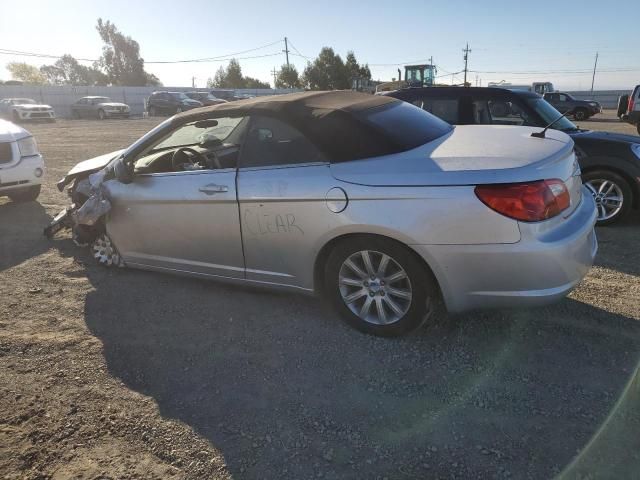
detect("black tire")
(97, 109), (106, 120)
(148, 105), (156, 117)
(582, 170), (633, 226)
(8, 185), (41, 203)
(617, 94), (629, 118)
(573, 108), (588, 121)
(324, 236), (441, 337)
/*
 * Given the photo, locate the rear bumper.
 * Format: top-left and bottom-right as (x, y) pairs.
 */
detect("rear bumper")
(0, 155), (45, 194)
(414, 190), (598, 313)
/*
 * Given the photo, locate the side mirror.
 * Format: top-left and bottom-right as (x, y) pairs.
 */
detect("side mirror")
(113, 156), (133, 184)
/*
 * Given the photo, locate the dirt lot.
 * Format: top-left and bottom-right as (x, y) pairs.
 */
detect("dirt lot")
(1, 111), (640, 479)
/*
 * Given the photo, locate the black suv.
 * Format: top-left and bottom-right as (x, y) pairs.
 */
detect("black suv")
(383, 87), (640, 225)
(542, 92), (601, 121)
(147, 91), (202, 116)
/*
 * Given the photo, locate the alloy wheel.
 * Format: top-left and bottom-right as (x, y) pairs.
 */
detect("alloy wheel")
(585, 179), (624, 221)
(338, 250), (412, 325)
(92, 233), (124, 267)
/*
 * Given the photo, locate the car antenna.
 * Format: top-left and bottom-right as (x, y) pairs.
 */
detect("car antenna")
(531, 111), (570, 138)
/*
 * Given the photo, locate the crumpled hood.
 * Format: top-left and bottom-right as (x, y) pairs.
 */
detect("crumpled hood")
(331, 125), (575, 186)
(65, 149), (125, 178)
(0, 118), (32, 142)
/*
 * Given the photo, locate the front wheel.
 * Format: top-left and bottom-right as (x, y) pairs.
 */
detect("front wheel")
(8, 185), (41, 203)
(583, 170), (632, 225)
(574, 108), (588, 121)
(325, 236), (441, 337)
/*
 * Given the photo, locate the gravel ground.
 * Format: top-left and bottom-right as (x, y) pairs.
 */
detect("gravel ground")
(1, 111), (639, 479)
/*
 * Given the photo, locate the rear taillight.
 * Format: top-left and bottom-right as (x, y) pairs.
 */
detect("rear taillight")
(475, 179), (570, 222)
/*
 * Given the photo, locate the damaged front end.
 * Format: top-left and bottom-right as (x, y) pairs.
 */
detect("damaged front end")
(45, 154), (131, 267)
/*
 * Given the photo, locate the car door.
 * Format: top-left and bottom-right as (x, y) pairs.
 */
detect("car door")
(103, 115), (248, 279)
(236, 114), (338, 289)
(76, 98), (89, 117)
(557, 93), (572, 113)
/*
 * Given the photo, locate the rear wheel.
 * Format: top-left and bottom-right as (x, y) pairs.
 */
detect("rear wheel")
(325, 236), (441, 337)
(8, 185), (41, 203)
(583, 170), (632, 225)
(573, 108), (588, 121)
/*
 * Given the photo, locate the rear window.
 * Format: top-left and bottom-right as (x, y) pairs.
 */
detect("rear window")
(358, 102), (452, 151)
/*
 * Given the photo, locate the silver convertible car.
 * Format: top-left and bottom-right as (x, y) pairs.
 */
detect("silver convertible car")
(47, 91), (598, 336)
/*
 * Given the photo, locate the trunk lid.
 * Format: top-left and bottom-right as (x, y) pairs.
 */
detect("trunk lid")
(330, 125), (577, 187)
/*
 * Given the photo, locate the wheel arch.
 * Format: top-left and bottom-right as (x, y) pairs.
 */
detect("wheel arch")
(312, 232), (445, 302)
(581, 160), (640, 209)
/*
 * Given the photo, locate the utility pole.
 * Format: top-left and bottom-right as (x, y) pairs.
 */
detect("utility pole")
(283, 37), (290, 68)
(191, 76), (196, 88)
(475, 75), (478, 87)
(463, 43), (471, 86)
(590, 52), (599, 98)
(271, 67), (278, 88)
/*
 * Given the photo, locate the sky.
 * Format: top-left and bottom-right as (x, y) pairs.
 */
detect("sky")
(1, 0), (638, 91)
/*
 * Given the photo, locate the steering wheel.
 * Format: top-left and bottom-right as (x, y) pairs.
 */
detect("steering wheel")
(171, 147), (208, 171)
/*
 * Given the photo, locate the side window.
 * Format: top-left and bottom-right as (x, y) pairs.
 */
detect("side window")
(487, 100), (531, 126)
(240, 115), (326, 168)
(418, 98), (459, 124)
(559, 94), (569, 102)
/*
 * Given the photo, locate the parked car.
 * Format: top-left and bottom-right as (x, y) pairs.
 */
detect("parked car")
(0, 98), (55, 122)
(384, 87), (640, 225)
(185, 91), (227, 106)
(71, 96), (130, 120)
(542, 92), (601, 121)
(618, 85), (640, 135)
(0, 119), (44, 202)
(209, 89), (250, 102)
(46, 92), (596, 337)
(147, 91), (202, 116)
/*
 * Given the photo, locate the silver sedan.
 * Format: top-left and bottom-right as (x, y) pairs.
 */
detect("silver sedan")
(48, 91), (598, 336)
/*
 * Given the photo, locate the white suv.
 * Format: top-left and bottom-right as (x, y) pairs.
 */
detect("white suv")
(0, 119), (44, 202)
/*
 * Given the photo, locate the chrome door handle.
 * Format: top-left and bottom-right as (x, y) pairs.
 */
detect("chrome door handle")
(199, 184), (228, 195)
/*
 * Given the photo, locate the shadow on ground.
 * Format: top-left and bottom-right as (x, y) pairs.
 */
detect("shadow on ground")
(60, 243), (640, 479)
(0, 200), (51, 272)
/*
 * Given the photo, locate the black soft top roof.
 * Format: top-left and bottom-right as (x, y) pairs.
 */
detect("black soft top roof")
(174, 91), (403, 162)
(175, 90), (397, 120)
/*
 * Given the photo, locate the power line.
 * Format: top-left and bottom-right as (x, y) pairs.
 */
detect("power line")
(0, 40), (284, 64)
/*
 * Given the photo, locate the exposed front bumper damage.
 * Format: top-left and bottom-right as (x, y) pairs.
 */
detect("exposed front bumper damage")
(44, 166), (124, 267)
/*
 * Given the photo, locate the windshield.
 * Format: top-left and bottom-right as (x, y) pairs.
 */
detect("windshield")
(15, 98), (36, 104)
(526, 97), (578, 131)
(171, 92), (190, 101)
(93, 97), (111, 103)
(151, 117), (246, 151)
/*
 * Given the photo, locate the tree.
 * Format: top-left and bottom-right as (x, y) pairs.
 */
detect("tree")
(207, 59), (269, 89)
(244, 76), (270, 89)
(6, 62), (46, 85)
(275, 64), (301, 89)
(95, 18), (157, 86)
(40, 54), (108, 86)
(344, 51), (371, 83)
(301, 47), (349, 90)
